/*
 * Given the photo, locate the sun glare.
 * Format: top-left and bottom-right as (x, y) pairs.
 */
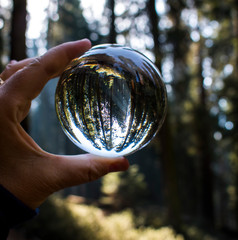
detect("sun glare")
(26, 0), (106, 39)
(0, 0), (11, 8)
(80, 0), (106, 22)
(27, 0), (49, 39)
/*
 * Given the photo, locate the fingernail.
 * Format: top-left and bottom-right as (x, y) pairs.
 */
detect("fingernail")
(10, 60), (17, 64)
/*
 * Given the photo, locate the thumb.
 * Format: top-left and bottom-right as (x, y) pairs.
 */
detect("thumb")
(2, 153), (129, 209)
(52, 154), (130, 190)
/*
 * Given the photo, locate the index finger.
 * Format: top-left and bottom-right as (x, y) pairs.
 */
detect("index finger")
(5, 39), (91, 101)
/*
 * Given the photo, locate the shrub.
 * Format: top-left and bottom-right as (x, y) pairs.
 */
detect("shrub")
(21, 196), (184, 240)
(101, 164), (149, 208)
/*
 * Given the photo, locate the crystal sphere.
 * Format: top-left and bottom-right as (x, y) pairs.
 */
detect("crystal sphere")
(55, 44), (167, 157)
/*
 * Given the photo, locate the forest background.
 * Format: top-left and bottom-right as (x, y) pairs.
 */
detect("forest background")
(0, 0), (237, 239)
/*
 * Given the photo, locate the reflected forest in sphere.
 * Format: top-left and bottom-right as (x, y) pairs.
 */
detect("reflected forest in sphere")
(55, 44), (167, 157)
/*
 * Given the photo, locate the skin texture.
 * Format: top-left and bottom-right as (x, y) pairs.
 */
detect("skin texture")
(0, 39), (129, 209)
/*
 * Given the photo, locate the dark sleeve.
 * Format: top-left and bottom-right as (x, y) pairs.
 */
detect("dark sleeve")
(0, 185), (39, 239)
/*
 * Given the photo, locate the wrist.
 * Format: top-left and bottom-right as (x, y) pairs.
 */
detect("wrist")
(0, 184), (39, 228)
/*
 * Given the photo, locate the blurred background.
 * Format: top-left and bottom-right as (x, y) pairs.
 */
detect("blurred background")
(1, 0), (238, 239)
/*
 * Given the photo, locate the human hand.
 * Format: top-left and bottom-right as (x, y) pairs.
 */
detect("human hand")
(0, 39), (129, 210)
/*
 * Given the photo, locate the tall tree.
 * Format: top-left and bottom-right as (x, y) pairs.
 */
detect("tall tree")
(165, 0), (199, 224)
(196, 0), (238, 229)
(147, 0), (181, 229)
(195, 37), (214, 225)
(10, 0), (28, 131)
(0, 4), (5, 72)
(107, 0), (116, 43)
(0, 25), (3, 72)
(211, 0), (238, 230)
(10, 0), (27, 60)
(47, 0), (92, 47)
(233, 2), (238, 229)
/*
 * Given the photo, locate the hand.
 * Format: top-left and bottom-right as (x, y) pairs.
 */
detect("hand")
(0, 39), (129, 209)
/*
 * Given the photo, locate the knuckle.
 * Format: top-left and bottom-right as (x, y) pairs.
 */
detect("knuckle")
(6, 61), (17, 70)
(0, 62), (17, 80)
(28, 56), (53, 78)
(28, 57), (42, 68)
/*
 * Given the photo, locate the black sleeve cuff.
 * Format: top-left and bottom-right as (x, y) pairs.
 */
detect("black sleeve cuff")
(0, 184), (39, 232)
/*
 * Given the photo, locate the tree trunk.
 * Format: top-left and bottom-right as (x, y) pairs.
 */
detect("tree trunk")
(10, 0), (28, 132)
(159, 115), (181, 229)
(147, 0), (181, 229)
(232, 2), (238, 230)
(10, 0), (27, 60)
(108, 0), (116, 43)
(0, 30), (3, 72)
(196, 40), (214, 225)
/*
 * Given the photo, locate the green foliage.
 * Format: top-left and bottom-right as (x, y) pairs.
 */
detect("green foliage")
(23, 196), (101, 240)
(22, 196), (184, 240)
(101, 164), (149, 208)
(47, 0), (89, 47)
(182, 225), (219, 240)
(48, 0), (102, 47)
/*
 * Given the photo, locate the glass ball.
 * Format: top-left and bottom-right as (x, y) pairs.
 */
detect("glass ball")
(55, 44), (167, 157)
